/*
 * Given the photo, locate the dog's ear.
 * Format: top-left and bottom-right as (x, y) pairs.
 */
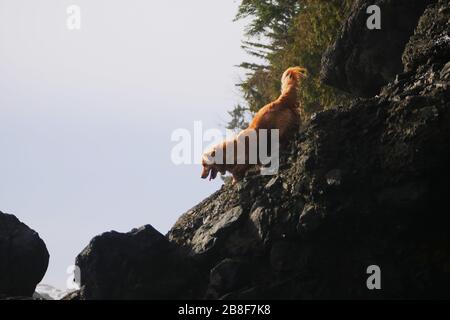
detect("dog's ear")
(203, 149), (216, 165)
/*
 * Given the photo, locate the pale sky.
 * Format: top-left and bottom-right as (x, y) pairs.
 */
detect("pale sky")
(0, 0), (254, 289)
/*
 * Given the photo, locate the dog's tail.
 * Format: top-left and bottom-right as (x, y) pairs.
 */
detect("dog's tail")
(283, 66), (307, 81)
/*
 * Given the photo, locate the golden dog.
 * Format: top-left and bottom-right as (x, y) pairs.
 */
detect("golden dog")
(201, 67), (307, 182)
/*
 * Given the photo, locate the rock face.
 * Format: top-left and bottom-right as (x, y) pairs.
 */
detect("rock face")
(76, 225), (201, 299)
(320, 0), (435, 97)
(75, 1), (450, 299)
(169, 0), (450, 299)
(402, 0), (450, 72)
(0, 212), (49, 298)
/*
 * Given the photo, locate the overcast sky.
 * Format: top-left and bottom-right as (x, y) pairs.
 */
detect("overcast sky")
(0, 0), (254, 290)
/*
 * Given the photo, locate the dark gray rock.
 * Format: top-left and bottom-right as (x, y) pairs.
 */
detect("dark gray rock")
(61, 290), (81, 300)
(75, 225), (200, 300)
(249, 207), (269, 240)
(206, 258), (250, 299)
(265, 177), (281, 191)
(320, 0), (434, 97)
(0, 211), (49, 297)
(297, 204), (321, 233)
(440, 62), (450, 80)
(191, 206), (245, 254)
(402, 0), (450, 72)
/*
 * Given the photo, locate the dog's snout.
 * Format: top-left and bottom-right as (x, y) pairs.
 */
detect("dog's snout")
(201, 165), (213, 179)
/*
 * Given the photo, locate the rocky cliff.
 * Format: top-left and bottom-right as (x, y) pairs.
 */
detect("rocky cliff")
(74, 0), (450, 299)
(320, 0), (436, 97)
(0, 212), (49, 298)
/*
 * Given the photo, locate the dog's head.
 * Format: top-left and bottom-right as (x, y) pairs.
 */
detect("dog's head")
(201, 147), (225, 181)
(281, 66), (308, 92)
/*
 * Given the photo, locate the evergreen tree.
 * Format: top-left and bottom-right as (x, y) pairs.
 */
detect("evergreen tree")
(228, 0), (355, 129)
